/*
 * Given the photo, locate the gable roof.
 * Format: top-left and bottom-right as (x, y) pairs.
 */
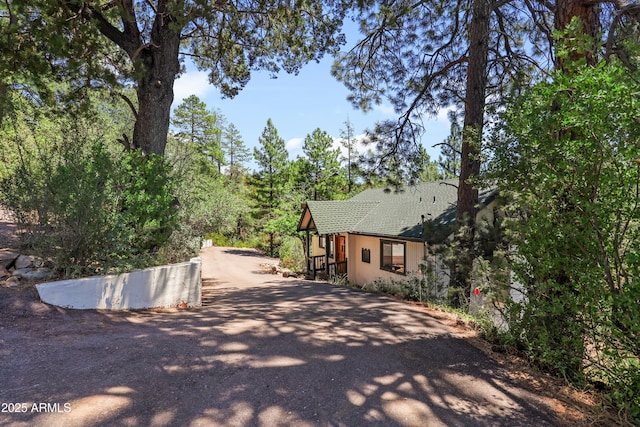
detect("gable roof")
(298, 179), (497, 243)
(298, 200), (379, 236)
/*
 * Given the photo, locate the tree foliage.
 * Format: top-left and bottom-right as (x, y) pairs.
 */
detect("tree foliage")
(223, 123), (251, 180)
(169, 94), (225, 175)
(488, 61), (640, 420)
(251, 118), (290, 256)
(0, 94), (177, 277)
(1, 0), (347, 154)
(437, 122), (462, 179)
(339, 116), (357, 194)
(355, 120), (436, 189)
(298, 128), (345, 201)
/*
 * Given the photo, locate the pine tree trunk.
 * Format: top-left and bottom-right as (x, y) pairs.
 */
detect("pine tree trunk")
(130, 4), (181, 156)
(450, 0), (491, 307)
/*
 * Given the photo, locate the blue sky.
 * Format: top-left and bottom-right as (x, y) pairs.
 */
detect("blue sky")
(172, 35), (453, 172)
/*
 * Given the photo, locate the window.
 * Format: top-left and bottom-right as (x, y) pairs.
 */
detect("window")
(361, 248), (371, 263)
(380, 240), (405, 274)
(318, 236), (325, 248)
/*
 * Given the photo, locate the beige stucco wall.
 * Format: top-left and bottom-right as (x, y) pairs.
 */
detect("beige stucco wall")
(347, 235), (420, 283)
(346, 234), (449, 299)
(310, 235), (326, 258)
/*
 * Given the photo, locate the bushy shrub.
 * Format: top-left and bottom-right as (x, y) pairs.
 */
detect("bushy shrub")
(1, 139), (177, 277)
(279, 236), (305, 271)
(359, 268), (445, 305)
(488, 60), (640, 419)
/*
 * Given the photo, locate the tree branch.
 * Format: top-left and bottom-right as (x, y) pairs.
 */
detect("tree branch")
(61, 0), (140, 58)
(432, 141), (463, 155)
(117, 91), (138, 119)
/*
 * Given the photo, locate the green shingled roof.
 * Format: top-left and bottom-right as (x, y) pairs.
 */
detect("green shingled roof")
(301, 201), (379, 236)
(299, 179), (496, 243)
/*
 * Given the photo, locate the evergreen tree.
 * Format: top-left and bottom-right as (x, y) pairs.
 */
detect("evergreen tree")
(252, 119), (289, 256)
(357, 120), (429, 188)
(299, 128), (345, 201)
(437, 122), (462, 179)
(417, 146), (441, 183)
(223, 123), (250, 181)
(339, 117), (358, 193)
(169, 95), (224, 175)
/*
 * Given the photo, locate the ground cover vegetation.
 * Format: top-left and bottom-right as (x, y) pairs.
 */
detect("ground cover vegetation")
(2, 0), (640, 422)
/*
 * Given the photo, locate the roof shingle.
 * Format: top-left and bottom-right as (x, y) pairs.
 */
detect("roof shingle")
(299, 179), (496, 243)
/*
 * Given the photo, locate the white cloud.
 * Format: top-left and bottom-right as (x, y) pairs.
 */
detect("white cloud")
(436, 106), (456, 123)
(373, 103), (396, 115)
(285, 137), (304, 151)
(172, 71), (212, 104)
(332, 133), (369, 157)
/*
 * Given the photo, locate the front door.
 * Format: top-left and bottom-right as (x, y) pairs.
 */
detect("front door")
(335, 235), (346, 274)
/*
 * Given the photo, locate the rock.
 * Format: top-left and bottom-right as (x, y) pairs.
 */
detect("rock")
(15, 254), (37, 269)
(282, 270), (290, 278)
(2, 276), (20, 288)
(12, 267), (54, 281)
(0, 249), (19, 268)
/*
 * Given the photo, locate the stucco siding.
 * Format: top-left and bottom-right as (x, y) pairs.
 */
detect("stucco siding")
(348, 235), (423, 285)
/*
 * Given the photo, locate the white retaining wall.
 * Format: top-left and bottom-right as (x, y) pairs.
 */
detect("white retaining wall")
(36, 258), (202, 310)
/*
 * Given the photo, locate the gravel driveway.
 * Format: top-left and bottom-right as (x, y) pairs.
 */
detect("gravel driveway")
(0, 246), (559, 426)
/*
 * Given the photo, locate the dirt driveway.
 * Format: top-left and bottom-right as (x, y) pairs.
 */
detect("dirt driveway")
(0, 246), (560, 426)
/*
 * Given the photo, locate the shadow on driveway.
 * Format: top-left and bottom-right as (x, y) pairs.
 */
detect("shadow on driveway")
(0, 249), (558, 427)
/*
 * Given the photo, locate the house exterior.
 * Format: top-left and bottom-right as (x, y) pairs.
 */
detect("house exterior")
(297, 179), (498, 297)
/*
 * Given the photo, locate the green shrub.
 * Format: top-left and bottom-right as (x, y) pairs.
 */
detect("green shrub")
(1, 140), (177, 277)
(279, 236), (305, 271)
(208, 233), (230, 247)
(487, 60), (640, 420)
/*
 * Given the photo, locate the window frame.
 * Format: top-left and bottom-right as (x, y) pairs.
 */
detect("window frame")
(379, 240), (406, 275)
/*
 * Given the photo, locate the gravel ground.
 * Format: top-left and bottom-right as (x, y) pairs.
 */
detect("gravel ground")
(0, 246), (565, 427)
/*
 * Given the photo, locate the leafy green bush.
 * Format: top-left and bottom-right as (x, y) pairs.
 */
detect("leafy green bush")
(279, 236), (305, 272)
(1, 138), (177, 277)
(358, 267), (445, 305)
(488, 60), (640, 420)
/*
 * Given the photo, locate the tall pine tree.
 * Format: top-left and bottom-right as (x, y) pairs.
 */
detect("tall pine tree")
(170, 95), (224, 175)
(299, 128), (345, 201)
(252, 119), (289, 256)
(339, 117), (358, 194)
(223, 123), (250, 181)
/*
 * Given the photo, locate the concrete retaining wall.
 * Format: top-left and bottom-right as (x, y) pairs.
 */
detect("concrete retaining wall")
(36, 258), (202, 310)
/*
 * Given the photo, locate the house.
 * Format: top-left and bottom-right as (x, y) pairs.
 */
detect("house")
(297, 179), (498, 297)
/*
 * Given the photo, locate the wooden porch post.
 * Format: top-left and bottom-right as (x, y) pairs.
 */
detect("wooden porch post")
(325, 234), (330, 275)
(306, 230), (311, 276)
